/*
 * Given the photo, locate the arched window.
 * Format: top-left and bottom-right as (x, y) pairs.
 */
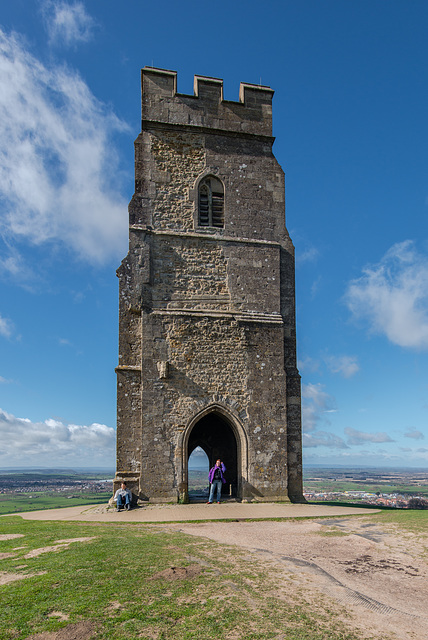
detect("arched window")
(198, 176), (224, 228)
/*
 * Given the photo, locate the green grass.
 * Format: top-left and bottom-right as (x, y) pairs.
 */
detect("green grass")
(0, 516), (374, 640)
(0, 492), (112, 516)
(369, 508), (428, 534)
(316, 529), (349, 537)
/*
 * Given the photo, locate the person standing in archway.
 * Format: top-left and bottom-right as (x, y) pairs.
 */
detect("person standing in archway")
(207, 459), (226, 504)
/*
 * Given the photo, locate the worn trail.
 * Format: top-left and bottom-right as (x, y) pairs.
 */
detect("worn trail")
(169, 517), (428, 640)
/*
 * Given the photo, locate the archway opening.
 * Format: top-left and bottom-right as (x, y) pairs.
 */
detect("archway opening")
(187, 411), (238, 501)
(188, 447), (209, 501)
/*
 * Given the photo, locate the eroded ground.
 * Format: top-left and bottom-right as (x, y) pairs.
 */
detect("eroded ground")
(167, 516), (428, 640)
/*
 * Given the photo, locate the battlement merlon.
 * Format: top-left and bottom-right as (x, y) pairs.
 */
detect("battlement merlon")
(141, 67), (274, 137)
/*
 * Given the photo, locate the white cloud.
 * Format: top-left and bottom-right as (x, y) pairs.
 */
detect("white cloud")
(0, 408), (115, 467)
(404, 428), (424, 440)
(0, 314), (14, 339)
(0, 247), (39, 285)
(345, 241), (428, 349)
(301, 383), (336, 433)
(0, 27), (128, 268)
(297, 356), (320, 374)
(325, 354), (359, 378)
(303, 431), (348, 449)
(297, 246), (320, 265)
(301, 383), (346, 449)
(344, 426), (395, 445)
(41, 1), (95, 46)
(190, 446), (207, 458)
(310, 275), (322, 297)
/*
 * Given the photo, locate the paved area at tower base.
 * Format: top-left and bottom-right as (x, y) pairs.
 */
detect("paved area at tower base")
(11, 502), (379, 522)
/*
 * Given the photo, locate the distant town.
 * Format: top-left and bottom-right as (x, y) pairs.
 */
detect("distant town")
(302, 467), (428, 508)
(0, 466), (427, 514)
(0, 469), (113, 514)
(188, 466), (428, 508)
(0, 469), (113, 495)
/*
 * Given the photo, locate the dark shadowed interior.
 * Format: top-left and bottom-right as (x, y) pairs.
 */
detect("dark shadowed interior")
(188, 412), (238, 498)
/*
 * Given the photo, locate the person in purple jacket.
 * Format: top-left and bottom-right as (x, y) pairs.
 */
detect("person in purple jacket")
(207, 459), (226, 504)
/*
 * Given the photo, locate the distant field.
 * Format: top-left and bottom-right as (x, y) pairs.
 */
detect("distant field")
(1, 467), (426, 515)
(0, 469), (209, 515)
(303, 467), (428, 504)
(188, 469), (208, 488)
(0, 492), (112, 516)
(304, 480), (428, 496)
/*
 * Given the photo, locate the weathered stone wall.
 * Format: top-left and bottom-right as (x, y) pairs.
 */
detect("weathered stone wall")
(150, 130), (205, 230)
(151, 236), (230, 310)
(135, 311), (289, 501)
(115, 67), (304, 503)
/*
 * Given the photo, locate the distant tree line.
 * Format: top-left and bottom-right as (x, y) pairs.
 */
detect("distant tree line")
(407, 498), (428, 509)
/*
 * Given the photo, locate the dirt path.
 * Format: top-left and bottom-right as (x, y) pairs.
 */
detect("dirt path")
(167, 516), (428, 640)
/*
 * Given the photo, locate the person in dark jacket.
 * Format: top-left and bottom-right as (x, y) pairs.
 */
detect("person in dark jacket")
(207, 459), (226, 503)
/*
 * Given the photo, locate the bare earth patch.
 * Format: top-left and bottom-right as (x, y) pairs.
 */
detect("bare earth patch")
(24, 545), (71, 559)
(0, 534), (25, 541)
(107, 600), (124, 616)
(151, 564), (203, 581)
(47, 612), (70, 622)
(0, 571), (46, 585)
(54, 537), (97, 545)
(24, 537), (97, 559)
(26, 621), (98, 640)
(169, 517), (428, 640)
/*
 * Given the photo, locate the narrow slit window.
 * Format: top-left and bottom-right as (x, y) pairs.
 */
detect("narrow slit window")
(198, 176), (224, 227)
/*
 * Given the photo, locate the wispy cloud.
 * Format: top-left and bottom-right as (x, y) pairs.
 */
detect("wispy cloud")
(301, 383), (347, 449)
(303, 431), (348, 449)
(344, 426), (395, 445)
(0, 246), (39, 286)
(310, 275), (322, 297)
(58, 338), (72, 347)
(404, 428), (424, 440)
(345, 241), (428, 349)
(0, 408), (115, 466)
(41, 1), (96, 46)
(189, 446), (208, 460)
(302, 383), (336, 433)
(0, 314), (14, 339)
(297, 356), (320, 374)
(325, 354), (359, 378)
(297, 246), (320, 265)
(0, 27), (128, 272)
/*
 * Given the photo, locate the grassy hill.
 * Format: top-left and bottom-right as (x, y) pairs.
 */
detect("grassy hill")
(0, 510), (426, 639)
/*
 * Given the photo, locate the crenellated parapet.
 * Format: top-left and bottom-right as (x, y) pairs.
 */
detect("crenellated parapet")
(142, 67), (274, 137)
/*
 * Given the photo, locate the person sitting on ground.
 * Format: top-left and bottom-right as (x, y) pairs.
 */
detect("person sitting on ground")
(207, 459), (226, 504)
(113, 482), (132, 511)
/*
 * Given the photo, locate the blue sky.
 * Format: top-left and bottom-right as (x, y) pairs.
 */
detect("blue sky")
(0, 0), (427, 469)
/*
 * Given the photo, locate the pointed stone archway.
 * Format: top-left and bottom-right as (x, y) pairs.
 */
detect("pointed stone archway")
(180, 404), (248, 502)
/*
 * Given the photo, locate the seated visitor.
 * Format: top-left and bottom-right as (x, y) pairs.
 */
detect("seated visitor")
(113, 481), (132, 512)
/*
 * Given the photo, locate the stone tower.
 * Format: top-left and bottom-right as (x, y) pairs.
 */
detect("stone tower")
(114, 67), (304, 503)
